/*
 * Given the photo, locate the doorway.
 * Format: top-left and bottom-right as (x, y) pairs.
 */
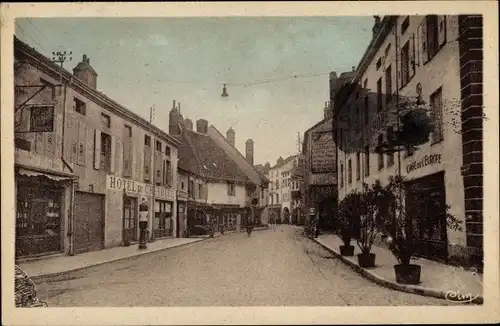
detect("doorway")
(74, 192), (105, 254)
(123, 196), (138, 242)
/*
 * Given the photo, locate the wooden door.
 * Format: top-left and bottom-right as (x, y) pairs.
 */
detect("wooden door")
(123, 197), (138, 241)
(74, 192), (105, 254)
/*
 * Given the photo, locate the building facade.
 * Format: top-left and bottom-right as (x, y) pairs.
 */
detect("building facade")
(14, 37), (180, 259)
(332, 15), (483, 265)
(267, 155), (298, 224)
(170, 108), (254, 233)
(301, 103), (339, 230)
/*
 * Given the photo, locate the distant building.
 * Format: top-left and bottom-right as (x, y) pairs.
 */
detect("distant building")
(14, 37), (180, 259)
(267, 155), (299, 224)
(332, 15), (483, 266)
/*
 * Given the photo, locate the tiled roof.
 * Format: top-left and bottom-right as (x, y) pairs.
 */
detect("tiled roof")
(271, 155), (298, 170)
(176, 129), (249, 182)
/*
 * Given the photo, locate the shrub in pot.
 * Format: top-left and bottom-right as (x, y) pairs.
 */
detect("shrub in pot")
(355, 181), (384, 268)
(337, 194), (356, 256)
(381, 175), (463, 285)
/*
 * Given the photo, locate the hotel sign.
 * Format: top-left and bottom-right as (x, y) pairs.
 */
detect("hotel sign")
(311, 131), (336, 174)
(406, 154), (442, 174)
(107, 175), (176, 201)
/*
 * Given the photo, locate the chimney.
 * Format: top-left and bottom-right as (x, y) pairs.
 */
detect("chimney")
(196, 119), (208, 134)
(168, 105), (181, 135)
(172, 100), (176, 110)
(73, 54), (98, 89)
(245, 139), (254, 166)
(226, 127), (235, 147)
(184, 118), (193, 130)
(372, 15), (382, 38)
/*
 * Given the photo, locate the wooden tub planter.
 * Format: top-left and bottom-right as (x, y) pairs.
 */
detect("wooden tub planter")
(357, 252), (376, 268)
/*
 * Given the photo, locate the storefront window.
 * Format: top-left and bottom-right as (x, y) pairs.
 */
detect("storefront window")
(154, 200), (173, 237)
(16, 185), (63, 257)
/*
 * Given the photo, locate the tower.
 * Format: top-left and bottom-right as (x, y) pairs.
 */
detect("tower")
(73, 54), (98, 89)
(226, 127), (235, 147)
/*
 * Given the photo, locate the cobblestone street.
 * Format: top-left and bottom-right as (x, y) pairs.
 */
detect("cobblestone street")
(36, 226), (456, 306)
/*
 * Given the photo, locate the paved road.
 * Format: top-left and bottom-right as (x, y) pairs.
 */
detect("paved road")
(36, 226), (455, 306)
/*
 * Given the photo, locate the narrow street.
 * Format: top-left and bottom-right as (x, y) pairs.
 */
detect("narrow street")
(36, 226), (455, 306)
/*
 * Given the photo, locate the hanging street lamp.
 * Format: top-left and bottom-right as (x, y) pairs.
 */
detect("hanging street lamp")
(221, 84), (229, 98)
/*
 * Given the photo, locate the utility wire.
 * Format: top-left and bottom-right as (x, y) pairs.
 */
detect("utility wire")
(15, 23), (45, 51)
(26, 18), (53, 47)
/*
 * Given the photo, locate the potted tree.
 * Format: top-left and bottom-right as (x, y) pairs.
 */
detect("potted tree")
(381, 175), (463, 284)
(337, 193), (357, 256)
(355, 181), (383, 268)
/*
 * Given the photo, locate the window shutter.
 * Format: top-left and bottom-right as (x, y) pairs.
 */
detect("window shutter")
(63, 115), (73, 162)
(419, 17), (428, 64)
(110, 135), (116, 173)
(144, 144), (151, 181)
(93, 129), (101, 170)
(409, 34), (416, 78)
(77, 120), (86, 166)
(114, 137), (122, 175)
(122, 139), (132, 177)
(437, 16), (447, 47)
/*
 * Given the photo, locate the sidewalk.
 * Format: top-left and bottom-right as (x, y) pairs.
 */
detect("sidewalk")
(314, 233), (483, 304)
(17, 237), (204, 281)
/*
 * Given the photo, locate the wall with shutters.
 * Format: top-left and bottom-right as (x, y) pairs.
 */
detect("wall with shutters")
(335, 16), (466, 249)
(207, 182), (245, 207)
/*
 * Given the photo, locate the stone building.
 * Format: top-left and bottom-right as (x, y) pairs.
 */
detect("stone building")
(331, 15), (483, 266)
(14, 37), (180, 259)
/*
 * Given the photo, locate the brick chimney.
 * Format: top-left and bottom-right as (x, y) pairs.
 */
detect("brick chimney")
(245, 139), (254, 166)
(226, 127), (235, 147)
(372, 15), (382, 38)
(196, 119), (208, 134)
(184, 118), (193, 130)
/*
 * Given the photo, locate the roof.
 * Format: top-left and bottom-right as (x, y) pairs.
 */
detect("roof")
(209, 125), (267, 185)
(176, 129), (249, 183)
(270, 155), (298, 170)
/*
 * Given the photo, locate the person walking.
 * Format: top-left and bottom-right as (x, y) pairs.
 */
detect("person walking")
(270, 212), (277, 231)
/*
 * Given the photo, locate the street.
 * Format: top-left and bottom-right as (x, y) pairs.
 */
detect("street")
(36, 226), (455, 306)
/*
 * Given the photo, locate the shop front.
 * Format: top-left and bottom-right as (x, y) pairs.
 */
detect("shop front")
(15, 166), (75, 259)
(106, 175), (176, 244)
(404, 171), (448, 262)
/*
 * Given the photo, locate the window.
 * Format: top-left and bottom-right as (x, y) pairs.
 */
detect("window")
(164, 160), (172, 186)
(377, 78), (383, 112)
(363, 79), (368, 89)
(377, 134), (384, 170)
(227, 182), (236, 196)
(356, 152), (361, 181)
(188, 180), (195, 199)
(340, 163), (344, 188)
(386, 126), (395, 166)
(100, 132), (112, 172)
(426, 15), (439, 60)
(30, 105), (54, 132)
(430, 87), (444, 143)
(401, 42), (410, 86)
(198, 184), (203, 199)
(156, 140), (162, 152)
(144, 135), (151, 146)
(276, 195), (279, 204)
(181, 181), (185, 191)
(74, 97), (86, 115)
(376, 58), (382, 70)
(124, 125), (132, 137)
(401, 16), (410, 34)
(385, 65), (393, 104)
(276, 180), (279, 190)
(364, 96), (369, 125)
(100, 113), (110, 129)
(364, 145), (370, 177)
(347, 159), (352, 184)
(165, 145), (171, 156)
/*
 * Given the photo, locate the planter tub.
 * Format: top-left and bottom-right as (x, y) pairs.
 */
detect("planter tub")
(339, 245), (355, 256)
(394, 264), (421, 285)
(357, 253), (376, 268)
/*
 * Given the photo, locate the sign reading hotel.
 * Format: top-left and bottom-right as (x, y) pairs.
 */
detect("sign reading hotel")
(107, 175), (176, 201)
(311, 131), (336, 174)
(406, 154), (442, 173)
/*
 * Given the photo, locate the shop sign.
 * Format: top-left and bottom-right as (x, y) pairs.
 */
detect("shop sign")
(406, 154), (442, 174)
(311, 131), (336, 174)
(107, 175), (175, 201)
(177, 190), (188, 201)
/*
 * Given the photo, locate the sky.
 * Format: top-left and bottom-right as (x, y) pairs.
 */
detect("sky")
(15, 16), (374, 166)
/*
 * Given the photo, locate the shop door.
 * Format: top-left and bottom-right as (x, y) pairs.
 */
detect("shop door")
(123, 197), (138, 242)
(405, 172), (448, 262)
(74, 192), (105, 254)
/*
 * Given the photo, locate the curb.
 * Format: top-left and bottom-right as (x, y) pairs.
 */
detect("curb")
(313, 238), (483, 305)
(30, 238), (206, 283)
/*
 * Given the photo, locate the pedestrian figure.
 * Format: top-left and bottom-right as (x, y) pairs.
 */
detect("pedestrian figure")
(246, 219), (254, 237)
(270, 213), (277, 231)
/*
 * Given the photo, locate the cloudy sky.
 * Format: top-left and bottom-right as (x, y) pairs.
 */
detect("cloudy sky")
(15, 16), (374, 166)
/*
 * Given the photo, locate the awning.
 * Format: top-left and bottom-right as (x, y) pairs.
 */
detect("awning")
(17, 167), (76, 182)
